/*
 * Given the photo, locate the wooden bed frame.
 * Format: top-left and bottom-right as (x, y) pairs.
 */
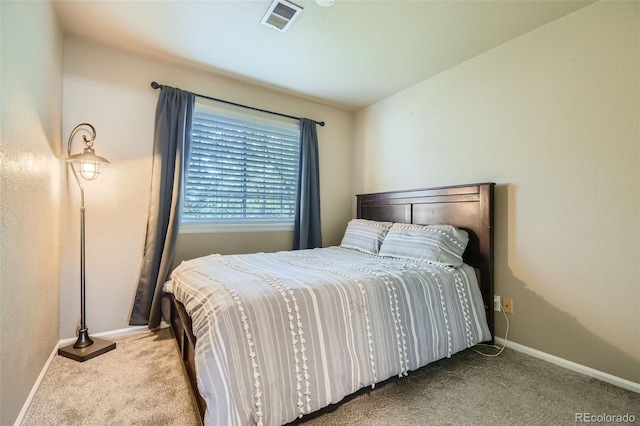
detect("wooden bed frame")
(168, 182), (495, 423)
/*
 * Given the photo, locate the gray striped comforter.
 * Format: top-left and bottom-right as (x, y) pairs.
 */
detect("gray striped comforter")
(164, 246), (491, 426)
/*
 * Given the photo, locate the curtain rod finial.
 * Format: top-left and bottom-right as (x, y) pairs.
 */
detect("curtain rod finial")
(151, 81), (162, 90)
(318, 121), (325, 127)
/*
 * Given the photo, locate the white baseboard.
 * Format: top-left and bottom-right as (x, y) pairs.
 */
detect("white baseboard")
(13, 341), (60, 426)
(495, 337), (640, 394)
(57, 324), (158, 347)
(14, 323), (169, 426)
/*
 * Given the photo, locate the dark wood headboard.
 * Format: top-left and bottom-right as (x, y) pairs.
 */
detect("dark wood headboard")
(356, 182), (495, 341)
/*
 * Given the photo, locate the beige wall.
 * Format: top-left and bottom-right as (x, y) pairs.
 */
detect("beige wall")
(354, 1), (639, 383)
(0, 2), (64, 424)
(60, 37), (355, 339)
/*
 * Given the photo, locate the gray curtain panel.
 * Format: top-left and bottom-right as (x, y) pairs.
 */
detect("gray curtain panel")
(129, 86), (195, 328)
(293, 118), (322, 250)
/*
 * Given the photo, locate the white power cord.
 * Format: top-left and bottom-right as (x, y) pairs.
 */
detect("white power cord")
(473, 309), (509, 357)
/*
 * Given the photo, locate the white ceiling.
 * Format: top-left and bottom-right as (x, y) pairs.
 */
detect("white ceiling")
(53, 0), (595, 112)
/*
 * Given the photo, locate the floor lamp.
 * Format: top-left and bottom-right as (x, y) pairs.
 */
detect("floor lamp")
(58, 123), (116, 362)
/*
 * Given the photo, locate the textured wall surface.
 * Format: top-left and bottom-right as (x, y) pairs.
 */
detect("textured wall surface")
(354, 1), (639, 383)
(0, 2), (64, 424)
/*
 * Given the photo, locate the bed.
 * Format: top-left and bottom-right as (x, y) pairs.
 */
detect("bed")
(165, 182), (495, 425)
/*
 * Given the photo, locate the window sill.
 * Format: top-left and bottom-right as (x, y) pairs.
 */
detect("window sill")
(179, 222), (295, 234)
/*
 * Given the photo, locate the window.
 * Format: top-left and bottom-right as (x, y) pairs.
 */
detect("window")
(181, 102), (301, 232)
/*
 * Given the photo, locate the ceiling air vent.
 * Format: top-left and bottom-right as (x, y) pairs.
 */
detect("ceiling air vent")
(261, 0), (303, 33)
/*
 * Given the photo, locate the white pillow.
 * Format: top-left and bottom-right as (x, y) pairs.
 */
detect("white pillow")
(378, 223), (469, 267)
(340, 219), (393, 255)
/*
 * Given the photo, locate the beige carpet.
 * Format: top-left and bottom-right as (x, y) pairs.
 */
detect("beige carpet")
(300, 348), (640, 425)
(23, 329), (640, 426)
(22, 328), (200, 426)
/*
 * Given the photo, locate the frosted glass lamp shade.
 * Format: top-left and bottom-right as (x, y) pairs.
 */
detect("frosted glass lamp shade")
(67, 147), (110, 180)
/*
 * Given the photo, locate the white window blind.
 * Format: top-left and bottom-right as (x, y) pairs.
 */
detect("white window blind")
(182, 103), (301, 229)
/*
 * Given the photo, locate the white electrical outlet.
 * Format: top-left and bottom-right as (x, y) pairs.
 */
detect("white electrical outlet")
(494, 295), (502, 312)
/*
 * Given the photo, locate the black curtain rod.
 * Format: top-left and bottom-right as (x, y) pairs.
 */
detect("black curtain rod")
(150, 82), (325, 127)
